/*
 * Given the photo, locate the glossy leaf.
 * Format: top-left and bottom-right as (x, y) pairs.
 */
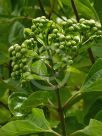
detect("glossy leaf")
(8, 92), (28, 117)
(21, 91), (54, 113)
(31, 60), (48, 77)
(71, 119), (102, 136)
(74, 0), (99, 20)
(80, 58), (102, 92)
(93, 0), (102, 23)
(0, 107), (11, 124)
(0, 108), (53, 136)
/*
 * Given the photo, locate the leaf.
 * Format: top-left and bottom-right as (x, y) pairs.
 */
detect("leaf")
(4, 79), (25, 92)
(8, 92), (28, 117)
(82, 93), (102, 124)
(95, 109), (102, 121)
(0, 0), (12, 15)
(64, 116), (84, 134)
(0, 51), (9, 64)
(0, 107), (11, 124)
(80, 58), (102, 92)
(67, 66), (86, 87)
(21, 91), (54, 113)
(0, 108), (52, 136)
(0, 80), (8, 98)
(93, 0), (102, 23)
(71, 119), (102, 136)
(31, 60), (48, 77)
(74, 0), (99, 20)
(8, 21), (24, 44)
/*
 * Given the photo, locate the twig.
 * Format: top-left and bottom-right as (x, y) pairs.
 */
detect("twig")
(56, 88), (67, 136)
(38, 0), (47, 17)
(71, 0), (79, 22)
(48, 0), (56, 19)
(88, 48), (95, 64)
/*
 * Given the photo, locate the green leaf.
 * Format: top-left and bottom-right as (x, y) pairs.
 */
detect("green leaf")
(8, 92), (28, 117)
(21, 91), (54, 113)
(95, 109), (102, 121)
(0, 107), (11, 124)
(82, 92), (102, 124)
(93, 0), (102, 23)
(64, 116), (83, 134)
(71, 119), (102, 136)
(74, 0), (99, 20)
(0, 108), (52, 136)
(0, 80), (8, 98)
(4, 79), (25, 92)
(80, 58), (102, 92)
(0, 51), (9, 64)
(0, 0), (12, 15)
(31, 60), (48, 77)
(67, 66), (86, 87)
(8, 21), (24, 44)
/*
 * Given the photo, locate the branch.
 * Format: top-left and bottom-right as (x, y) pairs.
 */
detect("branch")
(71, 0), (79, 22)
(38, 0), (47, 17)
(88, 48), (95, 64)
(56, 88), (67, 136)
(48, 0), (56, 19)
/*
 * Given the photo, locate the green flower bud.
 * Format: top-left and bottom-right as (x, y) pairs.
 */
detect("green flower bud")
(11, 72), (16, 78)
(21, 48), (27, 54)
(22, 58), (27, 64)
(67, 19), (73, 25)
(53, 29), (58, 34)
(11, 62), (15, 67)
(71, 41), (76, 45)
(15, 45), (21, 52)
(97, 30), (102, 35)
(20, 63), (24, 68)
(13, 64), (19, 71)
(60, 45), (64, 49)
(16, 52), (22, 58)
(92, 27), (98, 32)
(68, 26), (74, 31)
(31, 25), (36, 31)
(72, 46), (77, 51)
(66, 42), (71, 46)
(79, 18), (85, 23)
(21, 43), (27, 48)
(8, 46), (14, 53)
(12, 51), (16, 56)
(66, 35), (71, 40)
(68, 60), (73, 65)
(56, 49), (60, 53)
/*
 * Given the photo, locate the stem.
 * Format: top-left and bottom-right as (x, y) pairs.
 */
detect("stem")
(63, 91), (81, 110)
(51, 130), (61, 136)
(71, 0), (95, 64)
(56, 88), (66, 136)
(45, 20), (67, 136)
(48, 0), (56, 19)
(38, 0), (47, 17)
(71, 0), (79, 22)
(88, 48), (95, 64)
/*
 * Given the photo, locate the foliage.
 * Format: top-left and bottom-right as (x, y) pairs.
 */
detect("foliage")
(1, 0), (102, 136)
